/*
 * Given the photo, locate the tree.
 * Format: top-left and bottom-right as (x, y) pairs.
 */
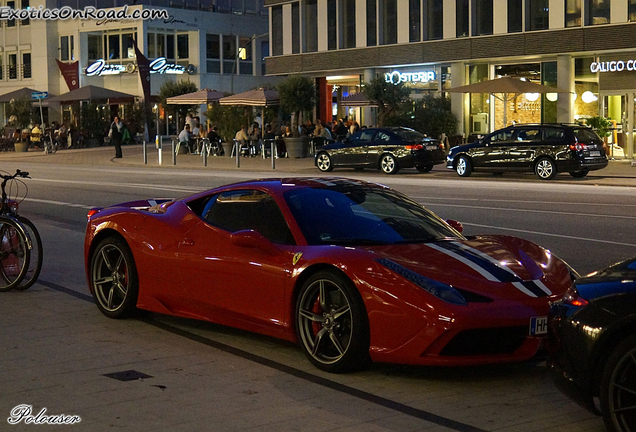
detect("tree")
(80, 102), (109, 142)
(411, 94), (458, 138)
(362, 75), (411, 126)
(586, 116), (613, 139)
(205, 103), (251, 143)
(158, 80), (198, 131)
(7, 98), (33, 129)
(278, 75), (316, 137)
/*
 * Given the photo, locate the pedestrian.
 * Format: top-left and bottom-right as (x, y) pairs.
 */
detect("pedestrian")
(178, 123), (191, 154)
(109, 116), (123, 158)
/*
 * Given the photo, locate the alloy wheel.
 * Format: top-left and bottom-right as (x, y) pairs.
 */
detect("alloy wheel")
(607, 346), (636, 431)
(92, 243), (130, 313)
(317, 153), (332, 172)
(380, 155), (397, 174)
(536, 158), (556, 179)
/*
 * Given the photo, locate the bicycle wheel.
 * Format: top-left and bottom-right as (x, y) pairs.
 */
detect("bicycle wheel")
(13, 216), (42, 291)
(0, 218), (30, 291)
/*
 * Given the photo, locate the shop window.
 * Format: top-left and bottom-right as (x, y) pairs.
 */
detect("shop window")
(206, 34), (220, 73)
(147, 33), (156, 59)
(222, 34), (236, 74)
(238, 36), (252, 75)
(21, 0), (29, 26)
(423, 0), (443, 40)
(472, 0), (493, 36)
(366, 0), (377, 46)
(526, 0), (549, 31)
(327, 0), (337, 50)
(271, 5), (283, 56)
(565, 0), (581, 27)
(7, 1), (15, 27)
(380, 0), (397, 45)
(8, 54), (17, 80)
(304, 0), (318, 52)
(507, 0), (522, 32)
(339, 0), (356, 49)
(409, 0), (420, 42)
(630, 0), (636, 21)
(22, 52), (31, 79)
(574, 57), (599, 123)
(292, 2), (300, 53)
(456, 0), (469, 37)
(586, 0), (610, 25)
(541, 61), (557, 124)
(60, 35), (75, 62)
(88, 34), (102, 61)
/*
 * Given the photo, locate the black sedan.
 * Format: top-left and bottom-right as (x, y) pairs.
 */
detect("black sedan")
(548, 258), (636, 432)
(315, 127), (445, 174)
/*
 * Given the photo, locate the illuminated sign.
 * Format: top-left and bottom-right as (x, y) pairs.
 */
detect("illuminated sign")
(86, 59), (127, 76)
(149, 57), (185, 74)
(86, 57), (188, 76)
(590, 60), (636, 73)
(385, 70), (436, 85)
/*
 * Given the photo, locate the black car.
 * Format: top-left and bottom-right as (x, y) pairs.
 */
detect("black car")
(548, 258), (636, 431)
(315, 127), (446, 174)
(446, 124), (609, 180)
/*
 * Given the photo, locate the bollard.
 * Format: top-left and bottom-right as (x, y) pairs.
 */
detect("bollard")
(143, 140), (147, 164)
(271, 141), (275, 169)
(172, 138), (176, 165)
(236, 142), (240, 168)
(203, 146), (207, 166)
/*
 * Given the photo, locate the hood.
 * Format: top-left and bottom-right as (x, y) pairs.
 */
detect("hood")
(371, 236), (565, 300)
(574, 257), (636, 300)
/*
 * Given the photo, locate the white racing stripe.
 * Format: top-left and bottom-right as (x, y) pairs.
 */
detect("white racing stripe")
(512, 282), (538, 298)
(427, 243), (500, 282)
(449, 241), (521, 279)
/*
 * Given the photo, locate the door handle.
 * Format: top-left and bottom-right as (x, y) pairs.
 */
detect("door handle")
(180, 238), (194, 247)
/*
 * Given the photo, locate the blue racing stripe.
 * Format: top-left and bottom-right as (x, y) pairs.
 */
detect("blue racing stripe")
(435, 242), (522, 283)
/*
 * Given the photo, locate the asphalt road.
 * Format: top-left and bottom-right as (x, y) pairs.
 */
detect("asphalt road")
(0, 160), (620, 431)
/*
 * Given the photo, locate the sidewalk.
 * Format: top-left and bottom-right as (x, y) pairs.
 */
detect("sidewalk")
(2, 144), (636, 187)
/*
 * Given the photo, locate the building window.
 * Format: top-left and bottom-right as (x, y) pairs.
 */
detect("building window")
(121, 33), (135, 59)
(526, 0), (549, 31)
(60, 35), (75, 61)
(409, 0), (420, 42)
(22, 52), (31, 79)
(88, 34), (102, 61)
(8, 54), (17, 80)
(261, 40), (268, 75)
(380, 0), (397, 45)
(21, 0), (29, 25)
(0, 55), (3, 80)
(423, 0), (443, 40)
(566, 0), (581, 27)
(7, 1), (15, 27)
(147, 33), (156, 59)
(304, 0), (318, 52)
(292, 2), (300, 53)
(456, 0), (469, 37)
(630, 0), (636, 21)
(206, 34), (220, 73)
(107, 34), (120, 59)
(327, 0), (337, 50)
(586, 0), (610, 25)
(339, 0), (356, 49)
(472, 0), (492, 36)
(223, 34), (236, 74)
(367, 0), (377, 46)
(238, 36), (253, 75)
(177, 34), (189, 63)
(508, 0), (522, 32)
(271, 5), (283, 55)
(166, 34), (175, 60)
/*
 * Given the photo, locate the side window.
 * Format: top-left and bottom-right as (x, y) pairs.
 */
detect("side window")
(204, 190), (295, 245)
(375, 131), (391, 142)
(489, 129), (513, 143)
(516, 129), (541, 142)
(544, 128), (565, 142)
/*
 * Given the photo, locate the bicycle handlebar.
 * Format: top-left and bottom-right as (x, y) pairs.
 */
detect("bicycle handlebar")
(0, 169), (30, 180)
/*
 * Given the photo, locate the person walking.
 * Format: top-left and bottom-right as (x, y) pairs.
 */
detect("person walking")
(109, 116), (123, 158)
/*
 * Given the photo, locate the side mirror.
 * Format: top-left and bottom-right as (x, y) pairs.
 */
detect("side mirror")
(230, 229), (281, 254)
(446, 220), (463, 233)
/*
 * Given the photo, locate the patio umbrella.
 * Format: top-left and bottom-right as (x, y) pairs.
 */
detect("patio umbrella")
(48, 85), (135, 104)
(0, 87), (45, 103)
(447, 76), (570, 127)
(166, 88), (224, 105)
(218, 89), (279, 107)
(340, 92), (377, 107)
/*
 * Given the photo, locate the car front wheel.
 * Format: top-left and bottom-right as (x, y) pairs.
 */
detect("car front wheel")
(600, 334), (636, 432)
(535, 157), (557, 180)
(90, 236), (139, 319)
(380, 154), (399, 174)
(296, 270), (370, 373)
(456, 156), (472, 177)
(316, 152), (334, 172)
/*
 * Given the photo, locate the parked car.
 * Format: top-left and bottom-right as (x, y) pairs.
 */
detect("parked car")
(85, 177), (575, 373)
(446, 124), (608, 180)
(315, 127), (446, 174)
(548, 258), (636, 431)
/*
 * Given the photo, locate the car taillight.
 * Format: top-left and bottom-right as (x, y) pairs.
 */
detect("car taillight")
(405, 144), (424, 150)
(569, 142), (588, 151)
(87, 208), (102, 221)
(562, 286), (588, 307)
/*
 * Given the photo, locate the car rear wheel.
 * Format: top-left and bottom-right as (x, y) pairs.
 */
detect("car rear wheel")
(316, 152), (333, 172)
(296, 270), (370, 373)
(569, 170), (589, 178)
(380, 154), (399, 174)
(90, 237), (139, 319)
(456, 156), (472, 177)
(535, 157), (557, 180)
(600, 334), (636, 432)
(416, 165), (433, 173)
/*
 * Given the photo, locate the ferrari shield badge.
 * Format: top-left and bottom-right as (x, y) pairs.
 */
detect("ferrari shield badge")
(292, 252), (303, 265)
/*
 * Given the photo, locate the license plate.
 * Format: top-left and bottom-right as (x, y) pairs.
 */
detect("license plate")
(590, 151), (601, 157)
(426, 145), (439, 150)
(530, 316), (548, 335)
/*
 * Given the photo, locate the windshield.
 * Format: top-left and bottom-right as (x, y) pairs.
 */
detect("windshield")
(573, 128), (602, 144)
(393, 128), (425, 142)
(283, 185), (463, 246)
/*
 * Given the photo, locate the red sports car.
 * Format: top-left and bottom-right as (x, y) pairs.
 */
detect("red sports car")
(85, 177), (576, 373)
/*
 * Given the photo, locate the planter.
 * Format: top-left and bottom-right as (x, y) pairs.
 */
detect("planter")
(284, 136), (310, 158)
(221, 141), (234, 157)
(14, 142), (28, 152)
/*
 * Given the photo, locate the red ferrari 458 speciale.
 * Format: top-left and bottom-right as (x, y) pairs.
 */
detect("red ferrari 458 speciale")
(85, 177), (576, 373)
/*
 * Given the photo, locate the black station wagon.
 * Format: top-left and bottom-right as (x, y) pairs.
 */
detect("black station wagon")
(446, 124), (609, 180)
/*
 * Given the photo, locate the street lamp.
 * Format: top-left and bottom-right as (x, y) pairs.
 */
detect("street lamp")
(230, 32), (268, 94)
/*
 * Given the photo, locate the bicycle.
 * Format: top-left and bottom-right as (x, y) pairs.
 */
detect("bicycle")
(0, 170), (42, 291)
(42, 132), (57, 154)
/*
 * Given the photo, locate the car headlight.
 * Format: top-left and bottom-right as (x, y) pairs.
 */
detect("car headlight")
(376, 258), (467, 306)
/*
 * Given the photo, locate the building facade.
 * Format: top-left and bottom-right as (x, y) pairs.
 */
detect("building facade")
(265, 0), (636, 159)
(0, 0), (277, 128)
